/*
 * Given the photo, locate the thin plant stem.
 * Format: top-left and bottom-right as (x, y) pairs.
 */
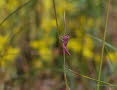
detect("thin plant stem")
(63, 53), (70, 90)
(0, 0), (33, 60)
(0, 0), (32, 26)
(0, 0), (33, 57)
(96, 0), (111, 90)
(68, 69), (117, 87)
(52, 1), (70, 89)
(52, 0), (60, 37)
(64, 11), (67, 35)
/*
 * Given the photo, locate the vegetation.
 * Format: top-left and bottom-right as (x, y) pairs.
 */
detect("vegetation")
(0, 0), (117, 90)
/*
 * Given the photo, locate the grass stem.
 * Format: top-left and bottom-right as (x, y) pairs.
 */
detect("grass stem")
(52, 0), (60, 37)
(96, 0), (111, 90)
(68, 69), (117, 87)
(63, 53), (70, 90)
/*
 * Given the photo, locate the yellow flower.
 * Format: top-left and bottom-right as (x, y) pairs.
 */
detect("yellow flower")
(39, 47), (52, 61)
(41, 18), (56, 32)
(85, 35), (93, 49)
(43, 0), (51, 12)
(107, 52), (117, 63)
(83, 48), (93, 58)
(30, 40), (41, 49)
(6, 0), (19, 11)
(30, 37), (55, 49)
(68, 39), (81, 52)
(57, 1), (76, 14)
(4, 47), (19, 60)
(0, 35), (8, 51)
(32, 59), (43, 68)
(1, 47), (19, 68)
(0, 0), (5, 8)
(83, 35), (94, 58)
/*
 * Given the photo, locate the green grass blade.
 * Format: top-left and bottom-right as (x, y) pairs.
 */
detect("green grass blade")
(68, 69), (117, 87)
(88, 34), (117, 51)
(0, 0), (33, 26)
(96, 0), (111, 89)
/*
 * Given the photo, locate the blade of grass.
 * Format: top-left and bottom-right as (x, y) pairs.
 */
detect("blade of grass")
(63, 11), (70, 90)
(64, 11), (67, 35)
(0, 0), (33, 26)
(52, 0), (60, 37)
(88, 34), (117, 51)
(68, 69), (117, 87)
(97, 0), (111, 89)
(0, 0), (33, 59)
(52, 0), (70, 89)
(64, 54), (70, 90)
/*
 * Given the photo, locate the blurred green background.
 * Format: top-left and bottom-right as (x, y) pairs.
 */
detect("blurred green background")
(0, 0), (117, 90)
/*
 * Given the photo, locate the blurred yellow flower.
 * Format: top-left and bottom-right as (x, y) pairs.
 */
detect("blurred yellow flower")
(41, 18), (56, 32)
(68, 39), (81, 52)
(0, 0), (5, 8)
(30, 40), (42, 49)
(39, 47), (53, 61)
(4, 47), (19, 60)
(6, 0), (19, 11)
(83, 48), (93, 58)
(1, 47), (19, 68)
(68, 35), (94, 59)
(30, 37), (55, 49)
(32, 59), (43, 69)
(83, 35), (94, 58)
(0, 35), (8, 50)
(57, 1), (76, 14)
(43, 0), (51, 12)
(107, 52), (117, 63)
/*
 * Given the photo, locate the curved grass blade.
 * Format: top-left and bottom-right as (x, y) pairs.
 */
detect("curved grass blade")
(0, 0), (33, 58)
(0, 0), (33, 26)
(68, 69), (117, 87)
(88, 34), (117, 51)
